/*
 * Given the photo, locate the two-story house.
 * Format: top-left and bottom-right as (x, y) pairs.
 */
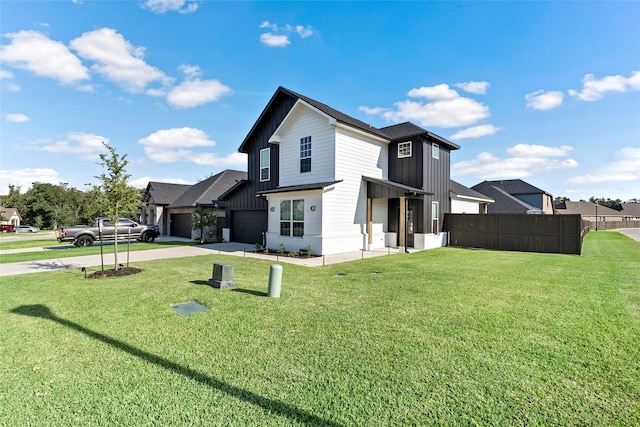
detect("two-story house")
(221, 87), (460, 255)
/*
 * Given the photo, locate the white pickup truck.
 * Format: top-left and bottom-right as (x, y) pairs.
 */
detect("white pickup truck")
(57, 217), (160, 247)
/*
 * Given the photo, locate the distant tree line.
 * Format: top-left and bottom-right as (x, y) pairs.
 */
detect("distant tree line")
(553, 196), (638, 208)
(1, 181), (143, 231)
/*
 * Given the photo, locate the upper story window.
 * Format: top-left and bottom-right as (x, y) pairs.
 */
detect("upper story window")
(260, 148), (270, 181)
(300, 136), (312, 173)
(432, 143), (440, 159)
(398, 141), (412, 158)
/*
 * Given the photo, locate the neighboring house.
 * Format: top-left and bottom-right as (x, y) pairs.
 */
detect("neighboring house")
(0, 206), (21, 227)
(471, 179), (554, 214)
(612, 202), (640, 220)
(141, 169), (247, 239)
(141, 182), (191, 235)
(450, 180), (494, 214)
(555, 201), (624, 222)
(221, 86), (460, 255)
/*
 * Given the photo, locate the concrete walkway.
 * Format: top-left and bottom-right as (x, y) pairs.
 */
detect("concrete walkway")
(0, 240), (409, 277)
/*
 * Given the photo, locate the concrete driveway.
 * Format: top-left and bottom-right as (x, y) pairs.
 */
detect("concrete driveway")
(615, 228), (640, 242)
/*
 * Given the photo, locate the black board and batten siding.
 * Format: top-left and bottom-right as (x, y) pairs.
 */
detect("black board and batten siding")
(223, 91), (297, 244)
(444, 213), (590, 255)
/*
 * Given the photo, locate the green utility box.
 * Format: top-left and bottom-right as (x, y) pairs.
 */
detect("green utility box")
(208, 263), (236, 289)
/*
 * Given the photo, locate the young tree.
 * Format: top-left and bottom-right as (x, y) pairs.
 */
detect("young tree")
(192, 205), (217, 243)
(95, 142), (141, 270)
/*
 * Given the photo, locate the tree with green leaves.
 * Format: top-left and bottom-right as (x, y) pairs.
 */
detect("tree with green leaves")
(192, 205), (217, 243)
(95, 142), (142, 270)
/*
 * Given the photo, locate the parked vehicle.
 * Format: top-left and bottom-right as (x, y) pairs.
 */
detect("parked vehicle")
(1, 224), (16, 233)
(17, 225), (40, 233)
(57, 217), (159, 247)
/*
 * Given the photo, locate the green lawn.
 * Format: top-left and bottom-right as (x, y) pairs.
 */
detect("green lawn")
(0, 240), (196, 264)
(1, 232), (638, 426)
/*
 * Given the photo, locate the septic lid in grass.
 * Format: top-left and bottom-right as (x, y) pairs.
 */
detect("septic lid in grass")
(170, 301), (208, 316)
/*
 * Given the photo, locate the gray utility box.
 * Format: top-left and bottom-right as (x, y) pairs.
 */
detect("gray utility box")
(208, 263), (236, 289)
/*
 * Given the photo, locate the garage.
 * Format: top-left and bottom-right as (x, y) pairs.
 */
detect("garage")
(231, 210), (267, 244)
(170, 213), (192, 238)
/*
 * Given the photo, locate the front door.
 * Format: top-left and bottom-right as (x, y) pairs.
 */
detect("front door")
(407, 208), (415, 247)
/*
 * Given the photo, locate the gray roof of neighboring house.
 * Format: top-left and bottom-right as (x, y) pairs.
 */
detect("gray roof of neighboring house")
(168, 170), (247, 208)
(450, 180), (493, 202)
(613, 202), (640, 217)
(144, 182), (191, 205)
(473, 179), (551, 196)
(240, 86), (459, 152)
(555, 201), (623, 216)
(0, 206), (21, 220)
(471, 184), (539, 214)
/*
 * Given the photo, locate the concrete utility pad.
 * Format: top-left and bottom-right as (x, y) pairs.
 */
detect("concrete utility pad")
(170, 301), (208, 316)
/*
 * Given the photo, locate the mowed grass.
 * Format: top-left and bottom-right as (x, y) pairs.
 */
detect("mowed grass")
(0, 240), (196, 264)
(1, 232), (638, 426)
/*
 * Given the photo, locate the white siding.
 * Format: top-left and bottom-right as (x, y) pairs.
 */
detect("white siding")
(451, 198), (481, 214)
(277, 107), (335, 186)
(321, 127), (388, 252)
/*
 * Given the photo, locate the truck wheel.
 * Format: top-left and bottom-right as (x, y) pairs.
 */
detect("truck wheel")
(140, 231), (156, 243)
(75, 235), (94, 247)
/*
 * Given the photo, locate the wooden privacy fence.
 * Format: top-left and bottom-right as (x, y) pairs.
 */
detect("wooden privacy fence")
(443, 214), (590, 255)
(589, 220), (640, 230)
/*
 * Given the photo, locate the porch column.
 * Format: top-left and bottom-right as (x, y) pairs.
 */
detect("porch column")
(399, 196), (406, 247)
(367, 198), (373, 245)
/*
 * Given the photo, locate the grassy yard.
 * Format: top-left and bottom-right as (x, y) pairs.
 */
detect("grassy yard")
(0, 240), (196, 264)
(1, 232), (638, 425)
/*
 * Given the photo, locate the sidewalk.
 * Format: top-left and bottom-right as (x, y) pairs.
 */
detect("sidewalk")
(0, 241), (410, 277)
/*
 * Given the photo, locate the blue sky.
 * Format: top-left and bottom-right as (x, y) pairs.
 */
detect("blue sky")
(1, 1), (638, 201)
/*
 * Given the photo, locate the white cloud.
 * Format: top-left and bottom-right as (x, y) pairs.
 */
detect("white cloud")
(260, 33), (290, 47)
(0, 168), (61, 190)
(450, 124), (502, 140)
(0, 70), (14, 79)
(0, 71), (21, 91)
(22, 132), (109, 160)
(359, 106), (387, 115)
(0, 30), (89, 85)
(452, 144), (578, 179)
(525, 90), (564, 110)
(144, 0), (198, 14)
(259, 21), (315, 47)
(566, 147), (639, 184)
(138, 127), (247, 167)
(568, 71), (640, 101)
(362, 83), (491, 128)
(408, 84), (459, 100)
(6, 113), (30, 123)
(455, 81), (490, 95)
(295, 25), (314, 38)
(166, 65), (232, 108)
(70, 28), (172, 93)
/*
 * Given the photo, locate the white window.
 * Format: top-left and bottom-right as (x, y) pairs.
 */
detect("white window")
(260, 148), (270, 181)
(432, 201), (439, 234)
(398, 141), (412, 158)
(300, 136), (311, 173)
(280, 199), (304, 237)
(432, 143), (440, 159)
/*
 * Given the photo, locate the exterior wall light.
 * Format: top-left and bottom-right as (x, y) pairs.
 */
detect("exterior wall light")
(310, 206), (316, 211)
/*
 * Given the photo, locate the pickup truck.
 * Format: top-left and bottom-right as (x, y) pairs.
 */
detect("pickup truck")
(58, 217), (160, 247)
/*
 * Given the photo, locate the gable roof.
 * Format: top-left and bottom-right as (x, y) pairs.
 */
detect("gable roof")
(238, 86), (459, 152)
(474, 179), (551, 196)
(143, 182), (191, 205)
(0, 206), (21, 220)
(613, 202), (640, 217)
(450, 180), (493, 202)
(471, 183), (540, 214)
(555, 201), (623, 216)
(168, 169), (247, 208)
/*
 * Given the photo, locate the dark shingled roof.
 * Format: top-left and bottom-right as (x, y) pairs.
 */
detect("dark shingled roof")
(475, 179), (551, 196)
(450, 180), (493, 202)
(169, 170), (247, 208)
(239, 86), (459, 152)
(613, 202), (640, 217)
(555, 201), (622, 216)
(471, 183), (539, 214)
(144, 182), (191, 205)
